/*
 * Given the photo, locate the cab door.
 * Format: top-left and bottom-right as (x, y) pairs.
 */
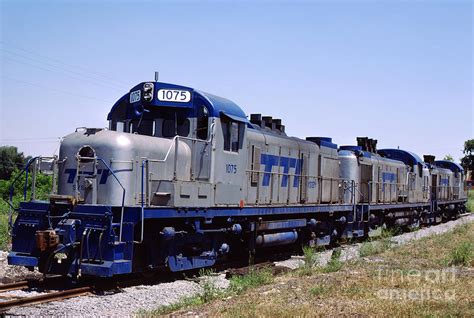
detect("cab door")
(213, 116), (247, 206)
(192, 104), (212, 180)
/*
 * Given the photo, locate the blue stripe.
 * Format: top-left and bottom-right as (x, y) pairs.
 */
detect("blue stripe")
(381, 172), (396, 182)
(260, 154), (302, 187)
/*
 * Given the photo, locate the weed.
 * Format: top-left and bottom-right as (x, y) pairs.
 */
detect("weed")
(198, 267), (215, 277)
(298, 246), (318, 276)
(200, 279), (222, 303)
(302, 245), (316, 267)
(320, 248), (343, 273)
(446, 242), (473, 266)
(309, 285), (330, 297)
(297, 266), (314, 277)
(321, 259), (343, 273)
(332, 247), (342, 258)
(360, 238), (392, 257)
(381, 226), (400, 238)
(230, 267), (274, 295)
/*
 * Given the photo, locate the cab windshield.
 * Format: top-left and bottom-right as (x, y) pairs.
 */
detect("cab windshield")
(110, 108), (190, 138)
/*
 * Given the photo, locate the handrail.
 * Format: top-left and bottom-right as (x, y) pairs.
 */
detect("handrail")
(95, 157), (126, 243)
(368, 180), (409, 203)
(146, 122), (215, 164)
(343, 180), (364, 203)
(244, 169), (352, 204)
(134, 159), (148, 244)
(7, 156), (40, 230)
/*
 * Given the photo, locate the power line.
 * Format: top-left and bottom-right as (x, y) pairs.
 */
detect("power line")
(1, 140), (60, 144)
(1, 137), (59, 142)
(2, 54), (126, 93)
(0, 41), (131, 87)
(2, 75), (114, 104)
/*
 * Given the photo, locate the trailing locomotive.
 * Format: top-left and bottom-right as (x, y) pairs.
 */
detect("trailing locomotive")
(7, 79), (468, 277)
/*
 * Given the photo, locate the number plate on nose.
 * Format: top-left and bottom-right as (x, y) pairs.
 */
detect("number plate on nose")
(157, 89), (191, 103)
(129, 90), (141, 103)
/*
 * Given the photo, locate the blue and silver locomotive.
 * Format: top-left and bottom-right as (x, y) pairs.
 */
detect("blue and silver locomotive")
(7, 79), (468, 277)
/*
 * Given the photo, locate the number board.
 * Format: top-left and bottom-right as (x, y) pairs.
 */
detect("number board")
(129, 90), (141, 103)
(157, 89), (191, 103)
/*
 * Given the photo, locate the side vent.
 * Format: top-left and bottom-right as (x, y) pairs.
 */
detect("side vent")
(251, 145), (261, 185)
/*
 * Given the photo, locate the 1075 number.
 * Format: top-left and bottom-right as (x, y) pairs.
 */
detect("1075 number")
(157, 89), (191, 103)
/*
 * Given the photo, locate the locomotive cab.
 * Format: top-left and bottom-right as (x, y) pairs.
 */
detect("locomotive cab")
(103, 81), (249, 208)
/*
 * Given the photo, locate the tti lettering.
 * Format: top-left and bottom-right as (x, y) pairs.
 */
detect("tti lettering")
(260, 154), (302, 188)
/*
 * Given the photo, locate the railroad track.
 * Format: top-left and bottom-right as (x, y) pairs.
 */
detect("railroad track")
(0, 286), (93, 312)
(0, 281), (29, 292)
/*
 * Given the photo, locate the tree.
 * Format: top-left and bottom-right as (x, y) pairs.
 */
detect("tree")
(443, 154), (454, 162)
(0, 146), (28, 180)
(460, 139), (474, 172)
(0, 146), (51, 209)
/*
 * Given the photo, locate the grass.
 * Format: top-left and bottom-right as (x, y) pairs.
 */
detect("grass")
(298, 246), (343, 276)
(321, 248), (343, 273)
(138, 295), (205, 315)
(137, 273), (222, 316)
(359, 226), (396, 257)
(0, 213), (10, 251)
(467, 189), (474, 212)
(360, 238), (392, 257)
(309, 285), (330, 296)
(138, 267), (274, 316)
(182, 222), (474, 317)
(445, 242), (473, 266)
(229, 267), (274, 295)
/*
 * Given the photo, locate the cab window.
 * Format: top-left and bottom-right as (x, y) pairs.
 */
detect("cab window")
(163, 117), (190, 137)
(131, 119), (154, 136)
(222, 119), (241, 152)
(196, 106), (209, 140)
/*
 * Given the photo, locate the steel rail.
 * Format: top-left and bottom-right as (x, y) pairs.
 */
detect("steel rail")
(0, 286), (92, 312)
(0, 281), (29, 292)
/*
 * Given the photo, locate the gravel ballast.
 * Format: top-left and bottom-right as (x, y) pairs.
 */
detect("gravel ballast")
(0, 251), (41, 283)
(2, 214), (473, 316)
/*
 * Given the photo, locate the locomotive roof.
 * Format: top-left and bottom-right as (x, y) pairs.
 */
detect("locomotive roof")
(378, 149), (425, 167)
(434, 160), (464, 173)
(107, 81), (248, 123)
(197, 90), (248, 122)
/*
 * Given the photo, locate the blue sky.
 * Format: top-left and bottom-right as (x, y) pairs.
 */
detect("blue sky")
(1, 0), (472, 161)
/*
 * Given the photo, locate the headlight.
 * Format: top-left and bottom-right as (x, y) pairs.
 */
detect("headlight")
(143, 82), (154, 102)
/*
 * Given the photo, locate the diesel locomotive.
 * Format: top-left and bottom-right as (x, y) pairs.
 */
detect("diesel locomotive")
(7, 79), (468, 277)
